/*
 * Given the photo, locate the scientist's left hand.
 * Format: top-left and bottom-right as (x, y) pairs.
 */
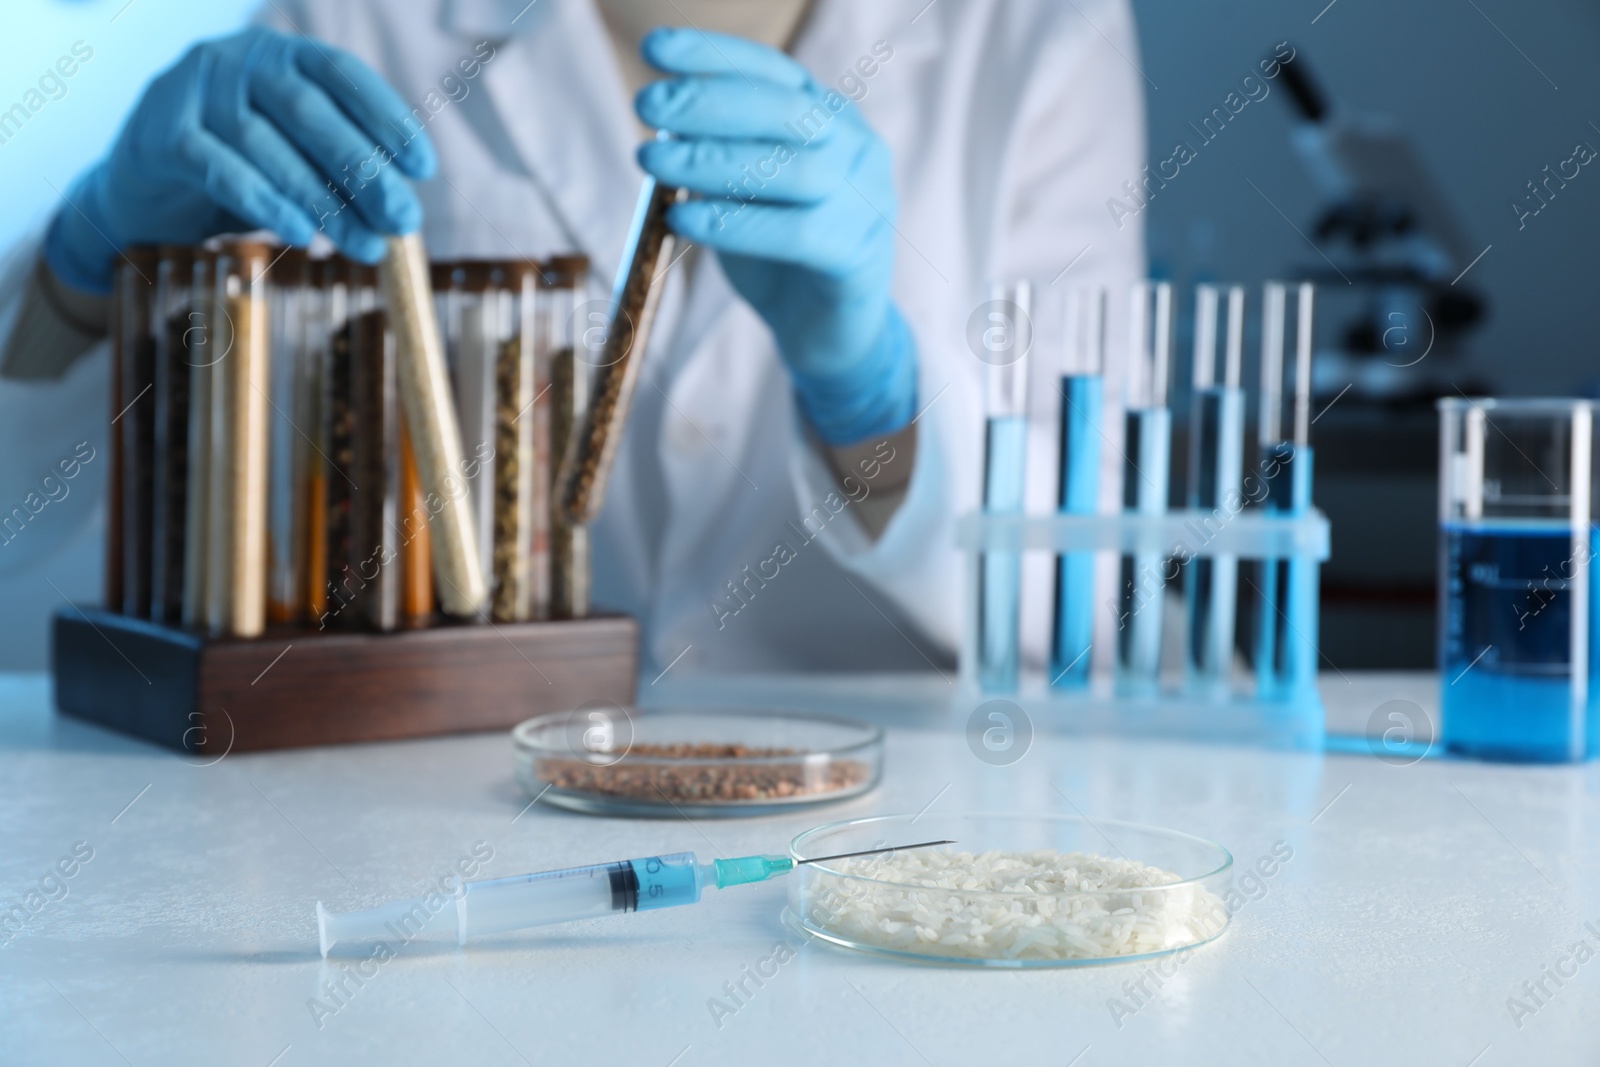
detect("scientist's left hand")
(634, 28), (916, 446)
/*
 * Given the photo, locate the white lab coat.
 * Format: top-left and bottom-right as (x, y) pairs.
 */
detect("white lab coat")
(0, 0), (1145, 675)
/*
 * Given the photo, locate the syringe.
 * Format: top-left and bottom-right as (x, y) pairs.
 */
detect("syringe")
(1184, 284), (1246, 697)
(316, 839), (953, 956)
(1252, 282), (1317, 701)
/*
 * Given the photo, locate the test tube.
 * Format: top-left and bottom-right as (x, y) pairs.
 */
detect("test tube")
(1184, 284), (1246, 695)
(150, 245), (195, 625)
(1114, 282), (1173, 696)
(181, 245), (218, 628)
(304, 256), (346, 622)
(116, 247), (159, 618)
(560, 170), (688, 524)
(452, 262), (498, 598)
(978, 280), (1031, 693)
(1253, 283), (1317, 701)
(266, 248), (310, 624)
(322, 262), (376, 629)
(534, 256), (589, 616)
(380, 232), (488, 618)
(547, 260), (591, 619)
(488, 262), (541, 623)
(352, 307), (400, 632)
(398, 407), (434, 624)
(206, 240), (272, 638)
(1050, 288), (1105, 690)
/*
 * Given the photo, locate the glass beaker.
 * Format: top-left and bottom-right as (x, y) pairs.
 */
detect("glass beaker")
(1437, 397), (1597, 762)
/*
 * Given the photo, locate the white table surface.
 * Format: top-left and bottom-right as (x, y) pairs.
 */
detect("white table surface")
(3, 670), (1597, 1067)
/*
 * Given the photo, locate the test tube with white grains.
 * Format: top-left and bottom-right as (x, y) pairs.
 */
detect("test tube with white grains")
(1184, 284), (1246, 697)
(380, 233), (488, 617)
(1253, 282), (1317, 701)
(1113, 282), (1172, 696)
(978, 280), (1031, 693)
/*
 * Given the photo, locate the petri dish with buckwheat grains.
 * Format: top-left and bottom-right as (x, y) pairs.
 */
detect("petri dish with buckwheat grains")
(513, 707), (883, 818)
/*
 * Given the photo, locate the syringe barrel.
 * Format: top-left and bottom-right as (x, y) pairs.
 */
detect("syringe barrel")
(456, 851), (701, 943)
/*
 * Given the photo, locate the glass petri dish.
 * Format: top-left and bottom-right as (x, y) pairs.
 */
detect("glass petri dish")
(513, 707), (883, 818)
(785, 813), (1232, 968)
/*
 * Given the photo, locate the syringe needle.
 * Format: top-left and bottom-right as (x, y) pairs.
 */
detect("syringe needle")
(796, 840), (956, 865)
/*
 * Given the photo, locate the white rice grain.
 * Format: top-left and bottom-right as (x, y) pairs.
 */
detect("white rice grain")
(804, 849), (1225, 962)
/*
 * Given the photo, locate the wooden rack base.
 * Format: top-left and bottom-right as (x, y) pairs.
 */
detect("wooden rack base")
(52, 607), (638, 753)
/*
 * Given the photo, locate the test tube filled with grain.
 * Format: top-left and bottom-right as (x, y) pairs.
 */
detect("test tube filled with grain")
(181, 246), (218, 628)
(205, 240), (272, 638)
(379, 233), (487, 617)
(116, 247), (159, 618)
(151, 245), (196, 625)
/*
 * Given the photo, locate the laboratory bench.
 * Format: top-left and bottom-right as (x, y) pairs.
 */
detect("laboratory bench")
(3, 669), (1598, 1066)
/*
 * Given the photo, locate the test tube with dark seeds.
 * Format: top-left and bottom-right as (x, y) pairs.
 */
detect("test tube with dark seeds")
(266, 248), (311, 624)
(321, 272), (363, 629)
(150, 246), (195, 626)
(116, 247), (159, 618)
(559, 172), (686, 525)
(352, 307), (400, 632)
(304, 257), (346, 622)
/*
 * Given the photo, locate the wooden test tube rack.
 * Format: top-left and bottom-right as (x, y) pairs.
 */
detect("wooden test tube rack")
(55, 242), (635, 753)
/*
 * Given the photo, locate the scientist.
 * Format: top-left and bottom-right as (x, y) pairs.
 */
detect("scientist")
(0, 0), (1144, 673)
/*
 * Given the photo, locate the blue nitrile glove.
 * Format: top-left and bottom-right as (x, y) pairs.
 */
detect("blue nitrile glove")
(634, 28), (916, 446)
(44, 27), (435, 294)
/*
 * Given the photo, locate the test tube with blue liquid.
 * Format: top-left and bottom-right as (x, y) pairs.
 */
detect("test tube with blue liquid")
(1438, 398), (1598, 762)
(1113, 282), (1173, 696)
(1252, 282), (1316, 702)
(1185, 285), (1246, 696)
(978, 280), (1031, 693)
(1050, 288), (1105, 689)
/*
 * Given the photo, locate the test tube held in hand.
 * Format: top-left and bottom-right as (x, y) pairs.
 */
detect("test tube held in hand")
(1114, 282), (1173, 695)
(559, 171), (688, 525)
(1253, 282), (1317, 700)
(1050, 287), (1105, 690)
(978, 280), (1031, 693)
(1184, 284), (1246, 696)
(380, 233), (488, 617)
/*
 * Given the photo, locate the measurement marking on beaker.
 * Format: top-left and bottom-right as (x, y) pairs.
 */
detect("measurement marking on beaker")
(1309, 782), (1351, 825)
(111, 783), (151, 825)
(1451, 645), (1492, 685)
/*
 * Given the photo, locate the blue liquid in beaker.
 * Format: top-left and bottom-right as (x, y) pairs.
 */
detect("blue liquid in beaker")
(1440, 520), (1598, 762)
(978, 415), (1027, 692)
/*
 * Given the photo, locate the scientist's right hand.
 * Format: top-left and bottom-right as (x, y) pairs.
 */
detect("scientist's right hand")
(43, 27), (435, 294)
